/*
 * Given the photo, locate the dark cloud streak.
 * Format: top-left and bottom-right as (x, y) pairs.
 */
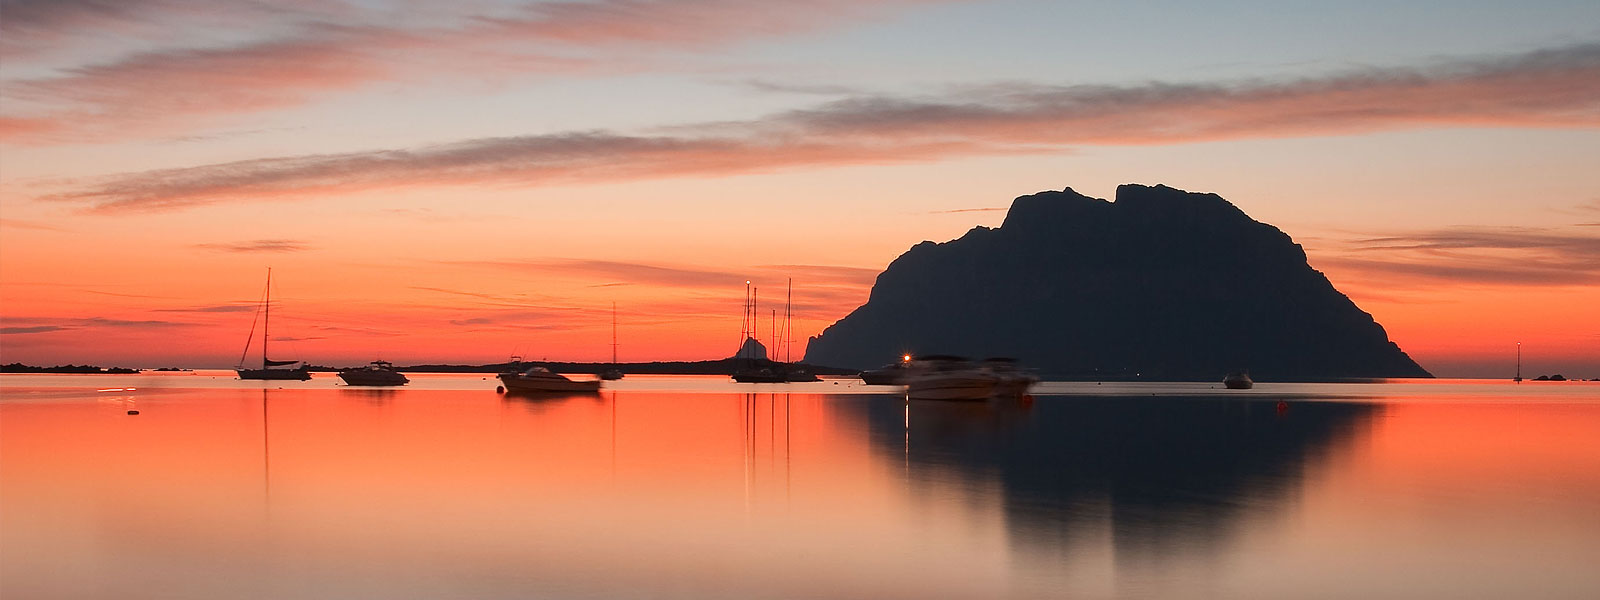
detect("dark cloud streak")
(1318, 226), (1600, 287)
(194, 239), (310, 253)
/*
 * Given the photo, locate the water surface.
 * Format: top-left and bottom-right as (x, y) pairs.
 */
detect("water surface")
(3, 374), (1597, 599)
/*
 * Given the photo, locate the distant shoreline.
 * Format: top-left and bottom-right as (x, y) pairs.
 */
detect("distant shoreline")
(0, 359), (860, 377)
(3, 361), (1590, 381)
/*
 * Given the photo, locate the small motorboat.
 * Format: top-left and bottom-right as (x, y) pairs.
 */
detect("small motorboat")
(982, 358), (1039, 396)
(599, 367), (624, 381)
(860, 357), (912, 385)
(498, 365), (601, 393)
(338, 361), (409, 386)
(905, 356), (998, 401)
(1223, 371), (1253, 389)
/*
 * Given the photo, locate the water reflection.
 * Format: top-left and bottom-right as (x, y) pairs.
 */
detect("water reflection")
(4, 381), (1598, 599)
(855, 396), (1377, 569)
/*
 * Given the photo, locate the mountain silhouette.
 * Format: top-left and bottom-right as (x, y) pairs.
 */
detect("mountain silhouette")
(804, 184), (1431, 381)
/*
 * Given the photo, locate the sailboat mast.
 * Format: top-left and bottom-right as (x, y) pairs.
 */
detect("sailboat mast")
(741, 281), (751, 353)
(263, 268), (271, 370)
(786, 278), (792, 364)
(1516, 341), (1522, 382)
(611, 302), (618, 365)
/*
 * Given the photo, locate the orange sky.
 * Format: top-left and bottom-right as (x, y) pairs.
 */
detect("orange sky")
(1, 1), (1597, 376)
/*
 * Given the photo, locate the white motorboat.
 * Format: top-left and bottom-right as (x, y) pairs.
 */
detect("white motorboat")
(905, 356), (998, 401)
(860, 354), (913, 385)
(338, 361), (409, 386)
(498, 366), (601, 393)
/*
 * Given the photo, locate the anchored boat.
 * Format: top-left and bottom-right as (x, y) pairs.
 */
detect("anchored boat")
(499, 365), (601, 393)
(236, 269), (311, 381)
(338, 361), (409, 386)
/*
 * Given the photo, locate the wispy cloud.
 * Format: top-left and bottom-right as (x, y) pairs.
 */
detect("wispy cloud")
(36, 41), (1600, 212)
(0, 316), (195, 332)
(194, 239), (309, 253)
(738, 79), (863, 96)
(0, 325), (72, 334)
(80, 316), (191, 328)
(928, 207), (1008, 215)
(1, 0), (948, 144)
(1315, 226), (1600, 287)
(0, 0), (317, 60)
(155, 303), (256, 313)
(457, 258), (750, 288)
(0, 217), (67, 231)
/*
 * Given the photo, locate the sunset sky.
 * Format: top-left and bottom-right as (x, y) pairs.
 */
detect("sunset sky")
(1, 0), (1597, 377)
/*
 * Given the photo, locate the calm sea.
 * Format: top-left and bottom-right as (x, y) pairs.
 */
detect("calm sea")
(3, 373), (1597, 599)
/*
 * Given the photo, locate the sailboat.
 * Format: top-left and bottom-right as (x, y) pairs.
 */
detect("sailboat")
(731, 279), (818, 383)
(732, 282), (785, 383)
(236, 269), (312, 381)
(600, 302), (624, 381)
(780, 280), (818, 382)
(1513, 341), (1523, 383)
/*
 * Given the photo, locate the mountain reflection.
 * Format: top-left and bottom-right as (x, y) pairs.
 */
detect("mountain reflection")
(853, 395), (1378, 565)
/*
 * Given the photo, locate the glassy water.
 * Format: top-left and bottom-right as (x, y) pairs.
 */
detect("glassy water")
(3, 373), (1597, 599)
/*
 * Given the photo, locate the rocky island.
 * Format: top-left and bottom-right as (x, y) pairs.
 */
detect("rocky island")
(804, 184), (1431, 381)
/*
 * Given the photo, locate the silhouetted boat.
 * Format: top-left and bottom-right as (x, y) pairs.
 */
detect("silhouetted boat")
(498, 365), (601, 393)
(601, 302), (624, 381)
(860, 356), (912, 385)
(732, 279), (818, 383)
(1513, 342), (1522, 383)
(236, 269), (311, 381)
(905, 356), (998, 400)
(982, 357), (1039, 396)
(784, 366), (820, 382)
(731, 281), (777, 382)
(338, 361), (408, 386)
(732, 365), (788, 383)
(1223, 371), (1253, 389)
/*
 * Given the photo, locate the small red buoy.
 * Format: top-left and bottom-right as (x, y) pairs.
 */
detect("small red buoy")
(1276, 400), (1289, 412)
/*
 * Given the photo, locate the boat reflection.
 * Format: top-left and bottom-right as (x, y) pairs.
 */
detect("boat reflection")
(500, 390), (600, 411)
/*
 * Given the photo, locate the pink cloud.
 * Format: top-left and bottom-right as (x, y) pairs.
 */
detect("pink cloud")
(1, 0), (949, 145)
(34, 42), (1600, 212)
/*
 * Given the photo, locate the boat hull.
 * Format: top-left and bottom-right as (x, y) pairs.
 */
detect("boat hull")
(1222, 373), (1253, 389)
(907, 375), (998, 401)
(732, 371), (787, 383)
(860, 370), (906, 385)
(238, 368), (312, 381)
(498, 373), (601, 393)
(991, 377), (1037, 397)
(338, 370), (409, 386)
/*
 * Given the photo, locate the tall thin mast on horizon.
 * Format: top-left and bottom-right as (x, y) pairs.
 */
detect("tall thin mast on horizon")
(786, 278), (793, 364)
(263, 267), (271, 370)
